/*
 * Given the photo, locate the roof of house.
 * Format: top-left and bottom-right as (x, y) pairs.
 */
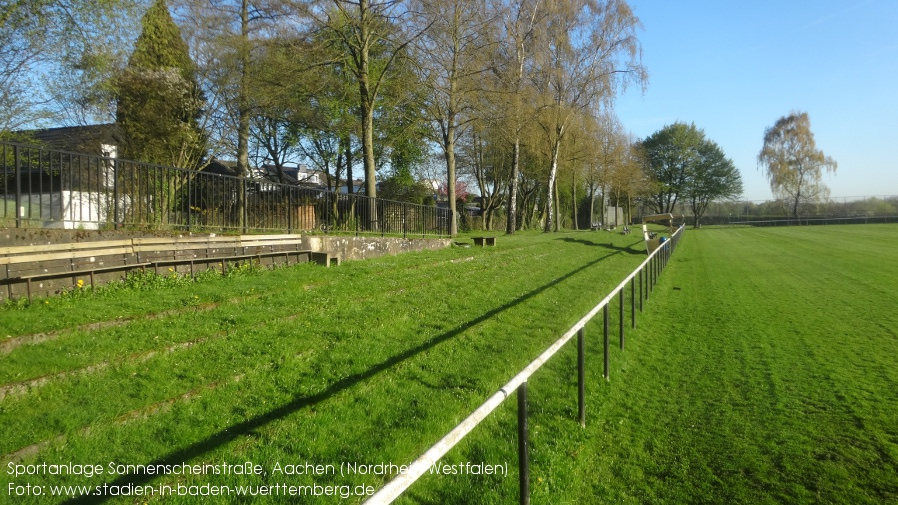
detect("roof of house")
(28, 124), (123, 155)
(202, 160), (239, 177)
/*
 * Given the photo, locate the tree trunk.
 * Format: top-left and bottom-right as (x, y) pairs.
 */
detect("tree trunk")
(506, 138), (520, 234)
(544, 137), (561, 232)
(342, 134), (354, 194)
(444, 129), (458, 236)
(588, 184), (596, 227)
(236, 0), (251, 231)
(571, 170), (577, 230)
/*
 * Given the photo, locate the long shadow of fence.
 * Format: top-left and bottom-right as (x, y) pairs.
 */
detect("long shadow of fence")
(62, 250), (621, 504)
(555, 236), (645, 255)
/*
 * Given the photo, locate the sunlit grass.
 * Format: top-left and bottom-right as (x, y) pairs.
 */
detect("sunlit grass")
(1, 229), (646, 504)
(4, 225), (895, 504)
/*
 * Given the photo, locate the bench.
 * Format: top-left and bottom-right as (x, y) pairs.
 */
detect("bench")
(472, 236), (496, 247)
(1, 235), (341, 302)
(1, 240), (147, 301)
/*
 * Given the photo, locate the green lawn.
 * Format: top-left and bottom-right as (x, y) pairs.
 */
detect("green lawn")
(1, 229), (646, 504)
(2, 225), (897, 504)
(544, 225), (898, 504)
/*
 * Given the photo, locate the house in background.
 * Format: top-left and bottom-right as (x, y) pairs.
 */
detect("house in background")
(28, 124), (123, 160)
(3, 124), (123, 229)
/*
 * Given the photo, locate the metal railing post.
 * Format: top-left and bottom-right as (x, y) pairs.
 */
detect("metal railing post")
(242, 178), (249, 234)
(14, 144), (22, 228)
(639, 268), (644, 311)
(619, 288), (625, 350)
(113, 159), (119, 230)
(517, 382), (530, 505)
(186, 172), (192, 231)
(577, 328), (585, 427)
(630, 277), (636, 328)
(287, 186), (293, 233)
(603, 305), (610, 381)
(647, 258), (652, 299)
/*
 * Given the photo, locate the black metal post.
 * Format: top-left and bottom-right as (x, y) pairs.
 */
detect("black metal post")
(651, 255), (656, 292)
(186, 172), (192, 231)
(577, 328), (585, 427)
(619, 289), (625, 350)
(639, 268), (644, 311)
(646, 259), (652, 299)
(287, 186), (293, 234)
(242, 178), (249, 234)
(603, 305), (610, 380)
(14, 145), (21, 228)
(518, 382), (530, 505)
(630, 277), (636, 328)
(113, 159), (119, 230)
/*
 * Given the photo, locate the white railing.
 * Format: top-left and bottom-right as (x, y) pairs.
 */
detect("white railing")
(364, 225), (685, 505)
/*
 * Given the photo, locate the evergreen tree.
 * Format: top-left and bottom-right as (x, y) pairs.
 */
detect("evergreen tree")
(116, 0), (205, 168)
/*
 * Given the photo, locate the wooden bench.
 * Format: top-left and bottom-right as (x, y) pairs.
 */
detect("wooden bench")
(472, 236), (496, 247)
(1, 240), (147, 301)
(1, 235), (341, 302)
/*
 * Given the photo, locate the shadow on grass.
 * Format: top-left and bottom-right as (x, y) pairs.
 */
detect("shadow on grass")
(555, 236), (645, 255)
(63, 251), (622, 505)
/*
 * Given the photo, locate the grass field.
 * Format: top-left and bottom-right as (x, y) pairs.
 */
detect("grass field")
(0, 229), (647, 504)
(565, 224), (898, 504)
(2, 225), (897, 504)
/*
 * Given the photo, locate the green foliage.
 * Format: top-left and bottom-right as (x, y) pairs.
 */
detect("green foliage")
(116, 0), (206, 168)
(686, 139), (743, 226)
(758, 111), (837, 217)
(642, 122), (743, 221)
(378, 165), (433, 204)
(641, 122), (705, 213)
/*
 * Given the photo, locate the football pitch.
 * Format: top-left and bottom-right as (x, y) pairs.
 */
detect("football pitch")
(1, 225), (896, 504)
(573, 224), (898, 504)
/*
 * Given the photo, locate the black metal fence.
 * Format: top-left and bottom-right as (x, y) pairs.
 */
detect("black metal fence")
(1, 142), (450, 237)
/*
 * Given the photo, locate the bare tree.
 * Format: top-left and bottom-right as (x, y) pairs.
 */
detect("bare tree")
(461, 118), (509, 231)
(414, 0), (492, 236)
(486, 0), (542, 234)
(758, 111), (837, 218)
(1, 0), (143, 131)
(532, 0), (646, 232)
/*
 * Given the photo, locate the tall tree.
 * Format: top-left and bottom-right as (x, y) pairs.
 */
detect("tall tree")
(486, 0), (542, 235)
(312, 0), (419, 200)
(591, 110), (626, 225)
(462, 119), (509, 231)
(0, 1), (52, 133)
(116, 0), (206, 167)
(414, 0), (491, 236)
(532, 0), (646, 232)
(686, 139), (742, 227)
(641, 121), (703, 214)
(758, 111), (837, 218)
(1, 0), (141, 132)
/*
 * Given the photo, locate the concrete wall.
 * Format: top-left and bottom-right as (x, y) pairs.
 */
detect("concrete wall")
(0, 229), (451, 263)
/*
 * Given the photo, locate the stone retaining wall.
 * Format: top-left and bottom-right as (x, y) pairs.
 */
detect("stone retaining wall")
(0, 229), (451, 262)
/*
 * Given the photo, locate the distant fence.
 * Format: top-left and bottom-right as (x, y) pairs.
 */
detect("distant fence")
(363, 225), (685, 505)
(728, 216), (898, 227)
(0, 142), (450, 238)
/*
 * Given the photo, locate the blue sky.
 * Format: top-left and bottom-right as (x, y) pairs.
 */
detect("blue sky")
(615, 0), (897, 201)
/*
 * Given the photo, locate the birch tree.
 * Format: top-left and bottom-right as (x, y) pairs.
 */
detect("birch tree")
(758, 111), (837, 218)
(532, 0), (645, 232)
(485, 0), (543, 234)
